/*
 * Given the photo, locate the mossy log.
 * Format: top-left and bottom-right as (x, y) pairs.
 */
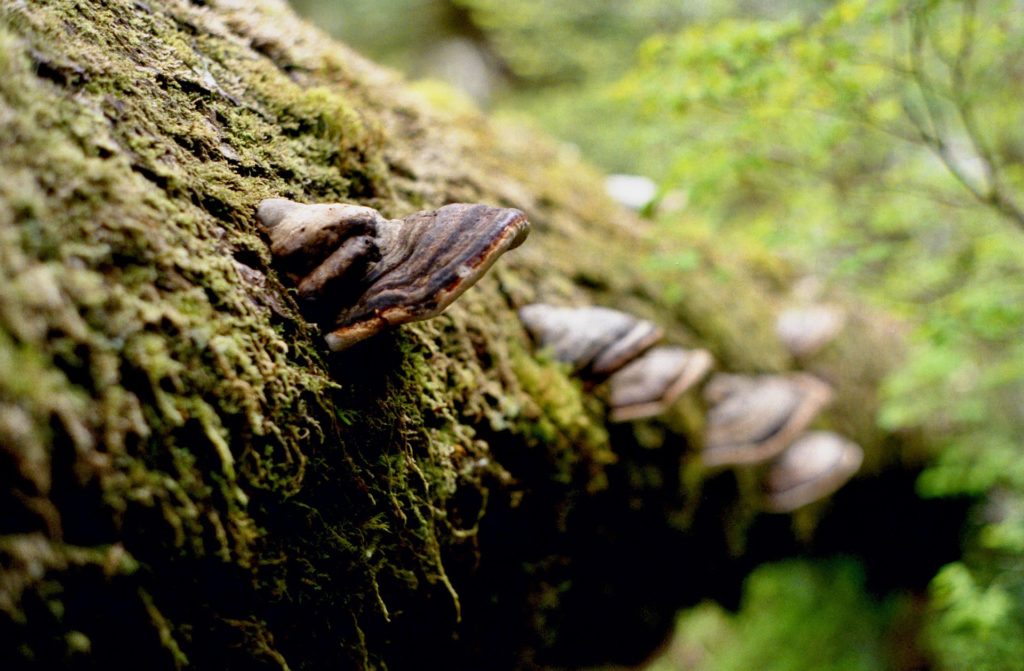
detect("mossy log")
(0, 1), (949, 669)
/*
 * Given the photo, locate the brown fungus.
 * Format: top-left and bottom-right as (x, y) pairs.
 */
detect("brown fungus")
(775, 304), (846, 359)
(607, 346), (714, 422)
(517, 304), (663, 377)
(762, 431), (863, 512)
(257, 199), (530, 350)
(701, 373), (833, 467)
(257, 199), (382, 282)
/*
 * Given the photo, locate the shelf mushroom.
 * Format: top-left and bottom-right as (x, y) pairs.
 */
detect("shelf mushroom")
(761, 431), (864, 512)
(607, 346), (714, 422)
(257, 198), (530, 350)
(775, 305), (846, 359)
(517, 304), (663, 377)
(701, 373), (833, 467)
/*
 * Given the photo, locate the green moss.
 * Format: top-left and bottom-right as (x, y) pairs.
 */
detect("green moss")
(0, 1), (363, 661)
(507, 343), (612, 473)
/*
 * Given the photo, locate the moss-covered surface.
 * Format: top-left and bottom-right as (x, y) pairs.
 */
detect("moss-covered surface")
(0, 1), (964, 669)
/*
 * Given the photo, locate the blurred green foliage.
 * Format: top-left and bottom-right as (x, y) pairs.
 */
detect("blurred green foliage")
(290, 1), (1024, 669)
(452, 0), (690, 84)
(926, 561), (1024, 671)
(289, 0), (456, 73)
(649, 559), (898, 671)
(616, 6), (1024, 667)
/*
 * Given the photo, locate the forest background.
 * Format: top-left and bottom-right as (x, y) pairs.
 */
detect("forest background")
(289, 1), (1024, 669)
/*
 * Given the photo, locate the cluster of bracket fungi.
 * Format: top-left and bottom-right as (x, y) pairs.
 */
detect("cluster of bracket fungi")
(518, 302), (864, 513)
(256, 198), (530, 351)
(254, 198), (862, 512)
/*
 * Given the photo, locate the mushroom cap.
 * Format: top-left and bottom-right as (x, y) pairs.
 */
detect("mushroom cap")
(762, 431), (863, 512)
(325, 203), (530, 351)
(775, 305), (846, 358)
(517, 304), (663, 376)
(608, 347), (714, 422)
(702, 373), (833, 467)
(702, 373), (750, 405)
(256, 199), (382, 277)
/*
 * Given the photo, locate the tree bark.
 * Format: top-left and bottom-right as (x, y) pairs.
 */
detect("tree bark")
(0, 1), (939, 669)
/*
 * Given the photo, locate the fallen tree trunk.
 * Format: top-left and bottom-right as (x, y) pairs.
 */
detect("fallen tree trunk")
(0, 1), (957, 669)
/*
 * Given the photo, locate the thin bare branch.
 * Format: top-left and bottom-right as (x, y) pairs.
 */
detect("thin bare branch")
(947, 0), (1024, 230)
(903, 0), (1024, 232)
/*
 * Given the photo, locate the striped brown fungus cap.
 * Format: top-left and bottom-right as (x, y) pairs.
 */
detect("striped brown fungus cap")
(762, 431), (863, 512)
(701, 372), (833, 467)
(257, 198), (530, 351)
(517, 304), (663, 377)
(607, 346), (714, 422)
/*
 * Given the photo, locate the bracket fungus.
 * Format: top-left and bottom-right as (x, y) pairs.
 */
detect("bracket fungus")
(762, 431), (864, 512)
(257, 198), (530, 350)
(775, 305), (846, 359)
(517, 304), (663, 377)
(701, 373), (833, 467)
(607, 346), (714, 422)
